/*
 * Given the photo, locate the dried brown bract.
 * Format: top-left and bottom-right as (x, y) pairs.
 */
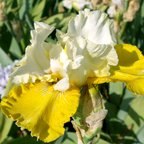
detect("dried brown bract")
(0, 1), (6, 21)
(123, 0), (140, 22)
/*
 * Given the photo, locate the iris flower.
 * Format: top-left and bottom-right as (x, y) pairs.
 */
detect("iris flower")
(1, 9), (144, 143)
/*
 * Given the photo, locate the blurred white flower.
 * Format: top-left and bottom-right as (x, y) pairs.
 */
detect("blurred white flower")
(107, 0), (124, 18)
(63, 0), (92, 10)
(112, 0), (123, 6)
(123, 0), (139, 22)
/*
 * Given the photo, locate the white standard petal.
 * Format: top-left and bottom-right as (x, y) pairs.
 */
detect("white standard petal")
(68, 9), (116, 44)
(57, 9), (118, 86)
(30, 21), (54, 45)
(11, 22), (59, 84)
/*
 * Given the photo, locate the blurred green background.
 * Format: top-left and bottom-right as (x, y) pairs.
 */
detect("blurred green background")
(0, 0), (144, 143)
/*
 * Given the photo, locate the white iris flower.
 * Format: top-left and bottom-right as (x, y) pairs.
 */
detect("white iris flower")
(2, 10), (144, 143)
(10, 9), (118, 91)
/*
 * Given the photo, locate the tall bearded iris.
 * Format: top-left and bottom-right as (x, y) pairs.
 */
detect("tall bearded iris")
(1, 9), (144, 143)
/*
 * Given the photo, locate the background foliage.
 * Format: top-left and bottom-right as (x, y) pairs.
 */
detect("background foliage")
(0, 0), (144, 143)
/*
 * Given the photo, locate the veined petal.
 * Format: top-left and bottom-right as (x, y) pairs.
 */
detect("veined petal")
(10, 22), (62, 84)
(1, 82), (80, 142)
(126, 78), (144, 95)
(57, 9), (118, 86)
(91, 44), (144, 95)
(111, 59), (144, 81)
(111, 44), (144, 81)
(114, 44), (143, 66)
(30, 22), (54, 46)
(11, 43), (60, 84)
(68, 9), (116, 44)
(87, 77), (112, 85)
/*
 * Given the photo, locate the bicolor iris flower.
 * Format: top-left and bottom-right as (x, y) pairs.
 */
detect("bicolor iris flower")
(1, 9), (144, 143)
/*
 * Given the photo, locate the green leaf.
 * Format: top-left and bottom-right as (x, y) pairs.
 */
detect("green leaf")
(31, 0), (46, 21)
(1, 137), (13, 144)
(107, 118), (137, 143)
(117, 89), (134, 121)
(0, 47), (12, 66)
(100, 132), (112, 143)
(62, 132), (77, 144)
(49, 134), (65, 144)
(137, 125), (144, 143)
(105, 101), (118, 119)
(124, 96), (144, 133)
(108, 82), (124, 118)
(0, 109), (13, 143)
(141, 1), (144, 18)
(97, 139), (109, 144)
(44, 13), (75, 31)
(9, 38), (22, 58)
(2, 136), (45, 144)
(109, 82), (123, 95)
(3, 133), (76, 144)
(18, 0), (27, 19)
(109, 82), (124, 106)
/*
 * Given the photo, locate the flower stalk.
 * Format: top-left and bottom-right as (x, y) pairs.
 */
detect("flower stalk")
(72, 85), (107, 144)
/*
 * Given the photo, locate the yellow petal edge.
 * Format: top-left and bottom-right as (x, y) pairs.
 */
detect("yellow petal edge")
(88, 44), (144, 95)
(0, 82), (80, 142)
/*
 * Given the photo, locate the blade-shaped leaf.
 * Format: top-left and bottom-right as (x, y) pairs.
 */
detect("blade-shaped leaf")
(0, 109), (13, 143)
(9, 38), (22, 58)
(0, 47), (12, 66)
(124, 96), (144, 133)
(117, 89), (134, 121)
(62, 132), (77, 144)
(31, 0), (46, 21)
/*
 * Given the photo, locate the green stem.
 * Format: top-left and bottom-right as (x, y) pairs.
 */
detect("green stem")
(73, 84), (107, 144)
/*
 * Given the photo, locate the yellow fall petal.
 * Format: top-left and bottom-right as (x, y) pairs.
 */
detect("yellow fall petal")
(89, 44), (144, 95)
(87, 77), (112, 85)
(126, 78), (144, 95)
(110, 44), (144, 95)
(111, 44), (144, 81)
(115, 44), (143, 67)
(111, 59), (144, 81)
(0, 82), (80, 142)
